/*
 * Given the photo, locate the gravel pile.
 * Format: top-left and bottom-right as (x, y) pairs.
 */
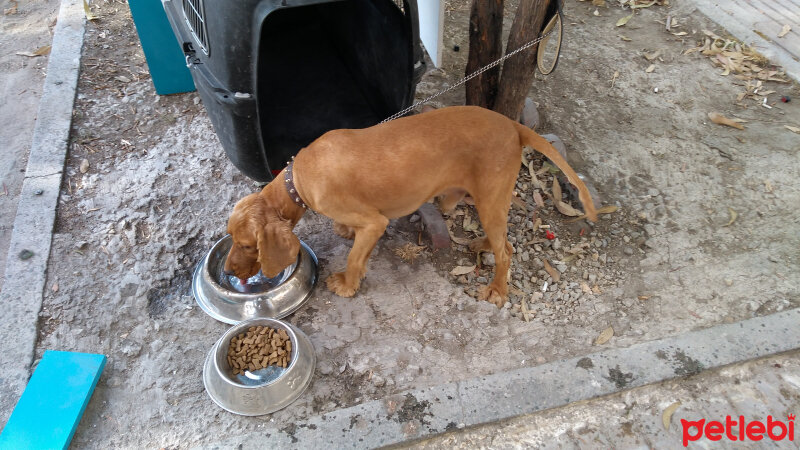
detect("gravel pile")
(444, 143), (646, 323)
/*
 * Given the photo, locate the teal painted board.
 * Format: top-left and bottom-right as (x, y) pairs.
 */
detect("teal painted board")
(0, 351), (106, 450)
(128, 0), (195, 95)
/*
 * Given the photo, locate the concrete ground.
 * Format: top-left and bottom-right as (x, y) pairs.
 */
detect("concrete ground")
(1, 0), (798, 447)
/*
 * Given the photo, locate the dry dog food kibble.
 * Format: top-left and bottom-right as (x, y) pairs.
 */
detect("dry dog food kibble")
(227, 326), (292, 375)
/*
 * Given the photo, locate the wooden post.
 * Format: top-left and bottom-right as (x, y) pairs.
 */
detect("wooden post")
(464, 0), (504, 109)
(493, 0), (551, 120)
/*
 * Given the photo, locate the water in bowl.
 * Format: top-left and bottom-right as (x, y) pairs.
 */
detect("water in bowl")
(220, 270), (284, 294)
(234, 365), (288, 386)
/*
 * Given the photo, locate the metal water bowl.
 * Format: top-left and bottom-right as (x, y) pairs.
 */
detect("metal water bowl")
(192, 234), (318, 324)
(203, 317), (315, 415)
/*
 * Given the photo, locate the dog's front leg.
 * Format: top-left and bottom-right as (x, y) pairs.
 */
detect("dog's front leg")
(326, 215), (389, 297)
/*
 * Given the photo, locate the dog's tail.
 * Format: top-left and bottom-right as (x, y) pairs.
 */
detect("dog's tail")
(514, 122), (598, 222)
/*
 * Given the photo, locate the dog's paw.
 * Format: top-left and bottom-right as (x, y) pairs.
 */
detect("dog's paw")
(326, 272), (359, 297)
(477, 285), (506, 308)
(333, 222), (355, 240)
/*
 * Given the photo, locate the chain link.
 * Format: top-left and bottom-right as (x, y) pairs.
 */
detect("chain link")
(381, 22), (559, 123)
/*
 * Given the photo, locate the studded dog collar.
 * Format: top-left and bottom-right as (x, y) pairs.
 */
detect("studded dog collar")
(283, 160), (308, 209)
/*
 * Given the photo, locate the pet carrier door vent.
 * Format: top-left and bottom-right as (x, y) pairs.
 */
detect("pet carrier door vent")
(182, 0), (209, 55)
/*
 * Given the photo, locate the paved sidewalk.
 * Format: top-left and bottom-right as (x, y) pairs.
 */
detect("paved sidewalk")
(409, 351), (800, 449)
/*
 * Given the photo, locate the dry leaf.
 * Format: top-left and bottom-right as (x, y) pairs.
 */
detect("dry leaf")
(672, 31), (687, 36)
(645, 64), (655, 73)
(708, 112), (744, 130)
(643, 49), (662, 61)
(520, 299), (531, 322)
(567, 243), (588, 255)
(529, 165), (545, 189)
(79, 159), (90, 173)
(450, 265), (476, 276)
(83, 0), (98, 20)
(509, 285), (526, 296)
(556, 201), (582, 217)
(616, 13), (633, 27)
(115, 75), (131, 83)
(662, 402), (682, 430)
(594, 326), (614, 345)
(533, 191), (545, 208)
(778, 24), (791, 38)
(52, 282), (59, 293)
(722, 207), (738, 227)
(618, 34), (632, 41)
(511, 195), (526, 209)
(785, 125), (800, 134)
(543, 260), (561, 282)
(16, 45), (51, 57)
(448, 228), (471, 246)
(581, 282), (592, 293)
(566, 205), (619, 223)
(630, 0), (657, 8)
(764, 180), (773, 193)
(533, 217), (542, 232)
(551, 177), (562, 202)
(592, 0), (605, 5)
(593, 9), (600, 16)
(4, 0), (18, 15)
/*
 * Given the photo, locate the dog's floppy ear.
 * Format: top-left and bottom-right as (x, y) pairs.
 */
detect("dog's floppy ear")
(257, 219), (301, 278)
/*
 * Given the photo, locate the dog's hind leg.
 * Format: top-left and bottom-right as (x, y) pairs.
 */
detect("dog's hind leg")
(472, 186), (515, 307)
(326, 213), (389, 297)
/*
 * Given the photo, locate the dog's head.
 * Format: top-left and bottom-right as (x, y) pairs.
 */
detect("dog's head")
(223, 193), (301, 280)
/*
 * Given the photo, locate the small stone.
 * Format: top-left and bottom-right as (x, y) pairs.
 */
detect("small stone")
(500, 309), (511, 319)
(79, 159), (90, 174)
(520, 98), (540, 129)
(724, 278), (733, 286)
(19, 250), (34, 260)
(521, 251), (530, 262)
(624, 247), (634, 255)
(648, 188), (660, 197)
(555, 263), (567, 273)
(409, 214), (420, 223)
(552, 238), (561, 250)
(457, 275), (469, 284)
(541, 134), (567, 159)
(482, 253), (495, 266)
(372, 375), (386, 387)
(588, 274), (598, 284)
(476, 276), (488, 284)
(318, 362), (334, 375)
(582, 270), (589, 280)
(34, 189), (43, 196)
(503, 302), (512, 309)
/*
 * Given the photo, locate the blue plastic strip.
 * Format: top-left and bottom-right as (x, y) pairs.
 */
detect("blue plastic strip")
(0, 350), (106, 450)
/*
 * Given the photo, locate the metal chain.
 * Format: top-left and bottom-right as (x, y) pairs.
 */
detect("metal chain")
(381, 22), (559, 123)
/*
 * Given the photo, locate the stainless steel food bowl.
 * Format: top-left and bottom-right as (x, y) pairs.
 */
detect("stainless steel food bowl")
(203, 318), (315, 415)
(192, 235), (318, 324)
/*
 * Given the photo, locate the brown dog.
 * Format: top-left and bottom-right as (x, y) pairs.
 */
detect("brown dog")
(224, 106), (598, 306)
